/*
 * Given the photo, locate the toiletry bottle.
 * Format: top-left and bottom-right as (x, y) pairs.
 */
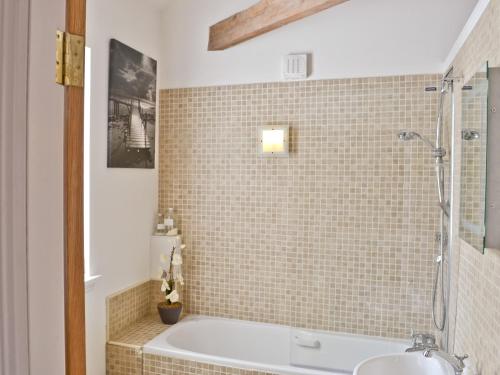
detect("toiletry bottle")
(156, 212), (166, 235)
(165, 208), (175, 232)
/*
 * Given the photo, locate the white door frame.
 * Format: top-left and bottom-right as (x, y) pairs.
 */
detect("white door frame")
(0, 0), (31, 374)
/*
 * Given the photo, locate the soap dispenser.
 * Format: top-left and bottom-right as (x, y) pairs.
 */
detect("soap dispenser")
(164, 208), (175, 232)
(155, 212), (166, 235)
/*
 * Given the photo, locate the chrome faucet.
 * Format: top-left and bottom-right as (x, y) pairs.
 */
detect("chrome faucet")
(405, 332), (438, 352)
(423, 349), (468, 375)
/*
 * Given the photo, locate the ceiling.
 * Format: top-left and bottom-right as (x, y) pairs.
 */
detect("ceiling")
(158, 0), (482, 87)
(154, 0), (480, 64)
(142, 0), (171, 10)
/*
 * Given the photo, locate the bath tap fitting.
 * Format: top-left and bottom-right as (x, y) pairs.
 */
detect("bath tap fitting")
(423, 349), (468, 375)
(405, 332), (438, 352)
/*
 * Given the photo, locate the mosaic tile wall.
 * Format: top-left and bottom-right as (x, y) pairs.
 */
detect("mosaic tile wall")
(454, 243), (500, 375)
(448, 0), (500, 373)
(158, 74), (444, 338)
(144, 354), (276, 375)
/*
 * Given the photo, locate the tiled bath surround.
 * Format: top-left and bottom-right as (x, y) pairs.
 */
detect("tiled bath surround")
(144, 355), (275, 375)
(158, 75), (443, 338)
(107, 345), (143, 375)
(105, 281), (278, 375)
(106, 281), (166, 375)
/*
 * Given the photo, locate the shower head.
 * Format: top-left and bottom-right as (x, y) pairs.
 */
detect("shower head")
(398, 131), (419, 141)
(462, 129), (480, 141)
(398, 130), (446, 158)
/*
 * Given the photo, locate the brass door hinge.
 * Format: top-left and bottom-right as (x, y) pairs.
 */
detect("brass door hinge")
(55, 30), (84, 87)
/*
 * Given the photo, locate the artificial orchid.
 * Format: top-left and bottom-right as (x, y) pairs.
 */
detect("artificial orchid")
(160, 245), (184, 305)
(166, 290), (179, 303)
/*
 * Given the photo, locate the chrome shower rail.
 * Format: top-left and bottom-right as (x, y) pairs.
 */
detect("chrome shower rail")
(398, 71), (456, 340)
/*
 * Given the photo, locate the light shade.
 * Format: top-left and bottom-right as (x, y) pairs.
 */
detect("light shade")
(260, 126), (289, 157)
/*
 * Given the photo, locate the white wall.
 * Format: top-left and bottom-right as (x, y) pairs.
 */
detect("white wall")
(85, 0), (162, 373)
(160, 0), (477, 88)
(27, 0), (66, 373)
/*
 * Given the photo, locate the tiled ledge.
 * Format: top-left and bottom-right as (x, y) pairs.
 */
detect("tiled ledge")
(108, 314), (169, 348)
(106, 279), (170, 375)
(107, 279), (165, 342)
(106, 316), (170, 375)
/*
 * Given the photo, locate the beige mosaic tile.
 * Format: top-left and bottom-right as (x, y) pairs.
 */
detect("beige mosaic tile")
(110, 314), (168, 347)
(454, 243), (500, 375)
(158, 74), (444, 339)
(107, 280), (171, 343)
(447, 1), (500, 372)
(106, 281), (171, 375)
(107, 281), (152, 341)
(149, 279), (167, 315)
(107, 343), (142, 375)
(143, 354), (276, 375)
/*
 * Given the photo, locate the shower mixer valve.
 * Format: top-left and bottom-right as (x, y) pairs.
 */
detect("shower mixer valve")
(432, 147), (447, 158)
(405, 332), (469, 374)
(405, 331), (438, 352)
(435, 232), (448, 246)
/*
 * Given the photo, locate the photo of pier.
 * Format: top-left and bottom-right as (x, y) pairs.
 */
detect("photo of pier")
(107, 39), (157, 168)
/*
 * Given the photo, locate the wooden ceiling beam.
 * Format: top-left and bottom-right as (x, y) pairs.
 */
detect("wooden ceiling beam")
(208, 0), (348, 51)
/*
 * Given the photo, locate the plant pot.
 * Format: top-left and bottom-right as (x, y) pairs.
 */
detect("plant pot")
(157, 302), (182, 325)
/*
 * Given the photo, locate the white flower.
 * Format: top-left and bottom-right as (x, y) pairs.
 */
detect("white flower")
(160, 254), (169, 264)
(166, 289), (179, 303)
(172, 253), (183, 266)
(177, 275), (184, 286)
(161, 279), (170, 292)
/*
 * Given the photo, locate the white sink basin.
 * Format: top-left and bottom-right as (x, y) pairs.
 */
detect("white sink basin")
(353, 352), (455, 375)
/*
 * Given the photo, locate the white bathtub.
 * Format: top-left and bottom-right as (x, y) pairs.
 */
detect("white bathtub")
(143, 316), (408, 375)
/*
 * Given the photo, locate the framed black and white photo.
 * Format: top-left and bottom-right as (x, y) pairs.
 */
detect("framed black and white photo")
(107, 39), (157, 168)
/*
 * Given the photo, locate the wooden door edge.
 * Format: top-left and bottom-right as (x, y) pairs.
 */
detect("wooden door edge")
(64, 0), (86, 374)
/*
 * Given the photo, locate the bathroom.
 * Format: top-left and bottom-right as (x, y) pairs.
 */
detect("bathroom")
(0, 0), (499, 374)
